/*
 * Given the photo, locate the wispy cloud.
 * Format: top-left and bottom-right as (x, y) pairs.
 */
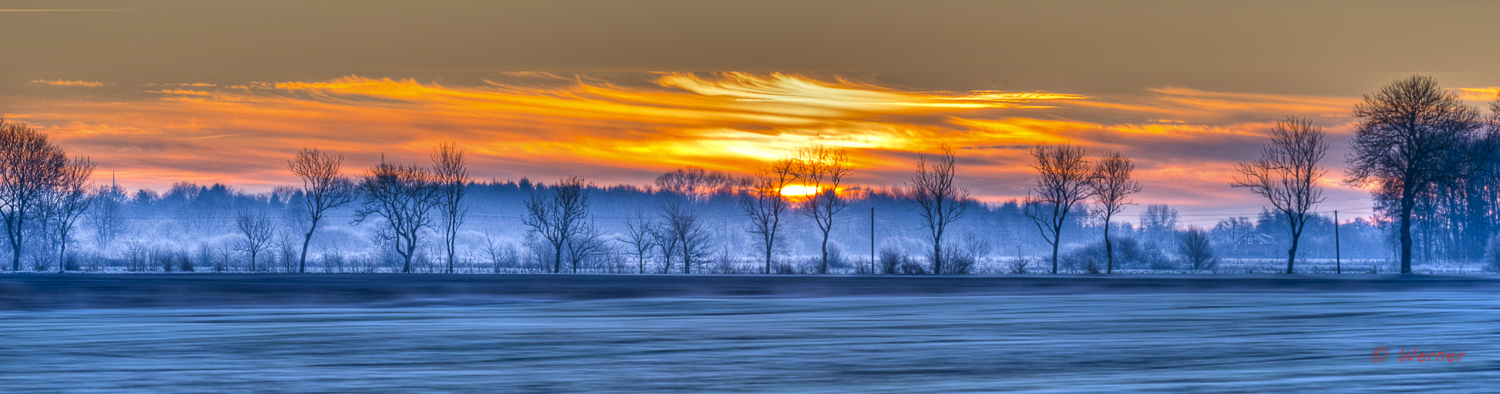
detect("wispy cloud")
(3, 73), (1397, 210)
(30, 79), (108, 87)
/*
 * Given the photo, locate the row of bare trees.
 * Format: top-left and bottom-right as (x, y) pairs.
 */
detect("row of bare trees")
(285, 144), (470, 274)
(1021, 145), (1144, 274)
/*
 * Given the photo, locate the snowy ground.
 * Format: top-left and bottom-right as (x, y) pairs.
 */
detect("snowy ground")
(1, 275), (1497, 392)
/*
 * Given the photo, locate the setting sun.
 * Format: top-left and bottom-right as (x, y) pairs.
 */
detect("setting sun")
(780, 184), (821, 197)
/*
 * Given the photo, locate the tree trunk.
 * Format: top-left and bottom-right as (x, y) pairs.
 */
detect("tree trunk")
(820, 233), (830, 274)
(933, 237), (943, 275)
(553, 244), (563, 274)
(1286, 232), (1300, 274)
(57, 235), (67, 273)
(1400, 192), (1414, 274)
(1104, 224), (1113, 275)
(1050, 233), (1060, 274)
(10, 217), (24, 272)
(298, 220), (319, 274)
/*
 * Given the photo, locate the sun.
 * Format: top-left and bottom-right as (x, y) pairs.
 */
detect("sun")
(780, 184), (821, 197)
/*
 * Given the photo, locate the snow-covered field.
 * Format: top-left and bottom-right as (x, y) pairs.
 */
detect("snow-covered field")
(1, 275), (1496, 392)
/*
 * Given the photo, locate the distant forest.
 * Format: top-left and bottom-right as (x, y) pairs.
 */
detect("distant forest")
(2, 75), (1497, 275)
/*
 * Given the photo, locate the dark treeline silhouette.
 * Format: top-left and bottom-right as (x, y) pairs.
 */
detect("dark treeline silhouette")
(1, 75), (1497, 275)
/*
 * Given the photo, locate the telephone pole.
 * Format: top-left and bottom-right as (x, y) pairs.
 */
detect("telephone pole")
(870, 206), (875, 274)
(1334, 210), (1341, 274)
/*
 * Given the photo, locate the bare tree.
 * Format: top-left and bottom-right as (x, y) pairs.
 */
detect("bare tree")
(1345, 76), (1484, 274)
(650, 220), (680, 274)
(793, 145), (852, 274)
(288, 148), (358, 273)
(1139, 204), (1179, 247)
(565, 221), (606, 273)
(1232, 117), (1328, 274)
(620, 210), (657, 274)
(44, 157), (94, 272)
(1022, 144), (1093, 274)
(1087, 151), (1141, 274)
(354, 159), (441, 273)
(908, 145), (970, 274)
(0, 120), (68, 271)
(659, 198), (710, 274)
(89, 182), (127, 252)
(523, 176), (590, 273)
(741, 157), (796, 274)
(235, 209), (276, 272)
(431, 142), (469, 273)
(655, 166), (738, 200)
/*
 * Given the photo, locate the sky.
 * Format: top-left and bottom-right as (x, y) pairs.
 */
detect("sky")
(3, 0), (1500, 225)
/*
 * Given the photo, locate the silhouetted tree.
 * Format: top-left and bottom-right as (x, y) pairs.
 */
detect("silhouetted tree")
(660, 198), (710, 274)
(741, 157), (795, 274)
(1345, 76), (1484, 274)
(355, 159), (440, 273)
(1233, 117), (1328, 274)
(523, 176), (590, 273)
(43, 157), (94, 272)
(565, 220), (605, 273)
(1023, 144), (1093, 274)
(1087, 151), (1141, 274)
(793, 145), (851, 274)
(0, 120), (69, 271)
(620, 210), (657, 274)
(287, 148), (357, 273)
(908, 145), (970, 274)
(655, 166), (738, 200)
(235, 209), (275, 272)
(431, 143), (469, 273)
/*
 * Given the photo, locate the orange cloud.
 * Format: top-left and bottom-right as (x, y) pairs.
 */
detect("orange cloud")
(30, 79), (108, 87)
(3, 73), (1375, 214)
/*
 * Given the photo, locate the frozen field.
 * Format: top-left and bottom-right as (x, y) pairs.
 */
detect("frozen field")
(1, 275), (1497, 392)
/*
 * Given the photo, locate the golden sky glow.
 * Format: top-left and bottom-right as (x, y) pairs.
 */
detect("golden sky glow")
(5, 71), (1498, 222)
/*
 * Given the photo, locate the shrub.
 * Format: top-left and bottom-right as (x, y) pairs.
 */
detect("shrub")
(878, 246), (928, 275)
(940, 248), (976, 275)
(1178, 228), (1218, 270)
(1484, 235), (1500, 272)
(879, 246), (904, 274)
(1007, 257), (1031, 274)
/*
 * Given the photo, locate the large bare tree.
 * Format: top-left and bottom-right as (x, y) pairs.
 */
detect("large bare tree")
(741, 157), (796, 274)
(1345, 76), (1483, 274)
(355, 159), (441, 273)
(1022, 144), (1093, 274)
(431, 143), (469, 273)
(1087, 151), (1141, 274)
(235, 209), (276, 272)
(523, 176), (590, 273)
(44, 157), (94, 272)
(908, 145), (970, 274)
(793, 145), (852, 274)
(1233, 117), (1328, 274)
(0, 120), (69, 271)
(287, 148), (357, 273)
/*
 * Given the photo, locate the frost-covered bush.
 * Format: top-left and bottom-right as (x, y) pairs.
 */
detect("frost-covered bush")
(1484, 235), (1500, 272)
(1178, 228), (1218, 270)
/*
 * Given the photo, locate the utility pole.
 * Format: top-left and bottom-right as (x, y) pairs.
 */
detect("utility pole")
(1334, 210), (1341, 274)
(870, 206), (875, 274)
